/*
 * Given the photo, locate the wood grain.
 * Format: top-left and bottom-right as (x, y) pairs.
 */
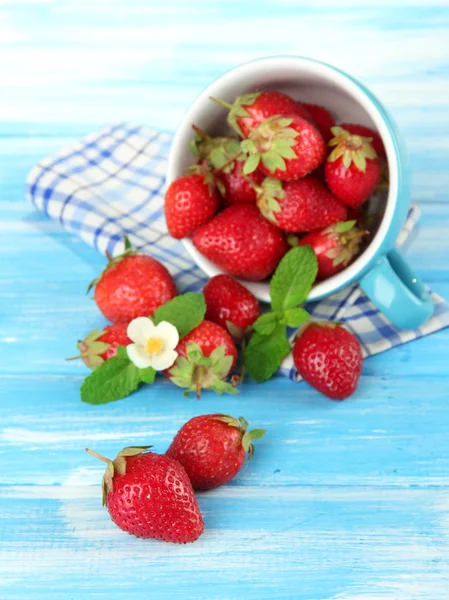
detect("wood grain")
(1, 1), (449, 598)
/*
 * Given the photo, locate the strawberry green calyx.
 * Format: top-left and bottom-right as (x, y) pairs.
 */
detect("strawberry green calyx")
(75, 329), (110, 369)
(168, 343), (238, 399)
(85, 446), (152, 505)
(210, 91), (261, 137)
(328, 126), (377, 172)
(212, 415), (266, 459)
(322, 220), (368, 267)
(241, 116), (299, 175)
(255, 177), (286, 224)
(87, 236), (137, 294)
(187, 162), (217, 197)
(189, 125), (241, 174)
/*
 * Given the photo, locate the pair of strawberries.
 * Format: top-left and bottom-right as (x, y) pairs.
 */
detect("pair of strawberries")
(87, 412), (266, 544)
(165, 89), (385, 282)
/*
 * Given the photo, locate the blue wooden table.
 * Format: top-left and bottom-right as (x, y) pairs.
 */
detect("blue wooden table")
(1, 2), (449, 598)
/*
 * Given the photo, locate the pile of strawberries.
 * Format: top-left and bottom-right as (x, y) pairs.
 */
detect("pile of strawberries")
(87, 413), (265, 544)
(165, 89), (386, 282)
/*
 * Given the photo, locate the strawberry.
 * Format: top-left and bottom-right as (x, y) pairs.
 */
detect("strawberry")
(69, 323), (131, 369)
(325, 126), (381, 208)
(298, 220), (367, 280)
(86, 446), (203, 543)
(242, 115), (326, 181)
(166, 320), (238, 398)
(339, 122), (386, 159)
(189, 126), (263, 204)
(166, 414), (266, 490)
(211, 90), (311, 138)
(165, 173), (219, 239)
(292, 322), (363, 400)
(256, 176), (347, 233)
(192, 204), (288, 281)
(302, 103), (335, 142)
(91, 239), (177, 323)
(203, 274), (261, 339)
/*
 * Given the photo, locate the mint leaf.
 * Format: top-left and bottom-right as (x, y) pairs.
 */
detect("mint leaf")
(280, 307), (310, 328)
(253, 312), (278, 336)
(81, 355), (141, 405)
(270, 246), (318, 314)
(244, 323), (290, 382)
(139, 366), (156, 384)
(153, 292), (205, 338)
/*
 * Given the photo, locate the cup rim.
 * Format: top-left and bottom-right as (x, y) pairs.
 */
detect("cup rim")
(167, 55), (402, 303)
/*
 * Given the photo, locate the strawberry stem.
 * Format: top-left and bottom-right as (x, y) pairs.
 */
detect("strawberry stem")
(216, 151), (242, 171)
(85, 448), (111, 464)
(65, 355), (81, 361)
(210, 96), (233, 110)
(191, 124), (209, 140)
(105, 251), (113, 262)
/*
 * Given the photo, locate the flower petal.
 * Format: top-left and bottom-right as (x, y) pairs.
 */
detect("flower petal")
(150, 349), (178, 371)
(126, 343), (153, 369)
(127, 317), (155, 345)
(154, 321), (179, 350)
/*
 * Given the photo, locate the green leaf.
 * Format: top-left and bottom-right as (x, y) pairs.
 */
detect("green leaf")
(249, 428), (266, 440)
(243, 153), (261, 174)
(333, 220), (357, 233)
(253, 312), (278, 336)
(261, 151), (286, 173)
(139, 366), (156, 384)
(81, 356), (141, 405)
(270, 246), (318, 314)
(244, 323), (291, 383)
(153, 292), (205, 338)
(280, 307), (310, 328)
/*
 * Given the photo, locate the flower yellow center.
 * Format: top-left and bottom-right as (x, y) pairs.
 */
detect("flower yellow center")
(145, 337), (164, 355)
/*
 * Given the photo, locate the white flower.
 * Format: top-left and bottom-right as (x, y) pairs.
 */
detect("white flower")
(126, 318), (179, 371)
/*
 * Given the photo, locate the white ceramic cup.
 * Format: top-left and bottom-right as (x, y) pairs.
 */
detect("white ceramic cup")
(166, 56), (433, 329)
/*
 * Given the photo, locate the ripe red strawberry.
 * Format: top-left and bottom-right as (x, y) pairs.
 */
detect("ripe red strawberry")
(242, 115), (326, 181)
(166, 320), (238, 398)
(292, 322), (363, 400)
(325, 126), (381, 208)
(91, 239), (177, 323)
(256, 176), (347, 233)
(166, 414), (266, 490)
(216, 160), (264, 205)
(211, 90), (311, 138)
(165, 173), (219, 239)
(193, 204), (288, 281)
(189, 127), (263, 204)
(71, 323), (131, 369)
(203, 274), (261, 338)
(302, 103), (335, 142)
(298, 220), (367, 280)
(86, 446), (203, 543)
(339, 122), (386, 159)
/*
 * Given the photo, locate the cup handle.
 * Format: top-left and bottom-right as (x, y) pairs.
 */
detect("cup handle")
(359, 248), (434, 330)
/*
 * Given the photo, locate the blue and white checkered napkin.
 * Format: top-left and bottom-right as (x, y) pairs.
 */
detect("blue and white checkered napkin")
(26, 122), (449, 380)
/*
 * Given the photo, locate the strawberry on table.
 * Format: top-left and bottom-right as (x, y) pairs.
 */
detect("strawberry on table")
(325, 126), (381, 208)
(256, 176), (347, 233)
(193, 204), (288, 281)
(68, 323), (131, 369)
(91, 238), (177, 323)
(298, 220), (367, 280)
(86, 446), (204, 544)
(339, 122), (386, 159)
(242, 115), (326, 181)
(302, 103), (335, 142)
(166, 414), (266, 490)
(165, 172), (219, 239)
(292, 322), (363, 400)
(203, 274), (261, 339)
(166, 320), (238, 398)
(211, 90), (311, 138)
